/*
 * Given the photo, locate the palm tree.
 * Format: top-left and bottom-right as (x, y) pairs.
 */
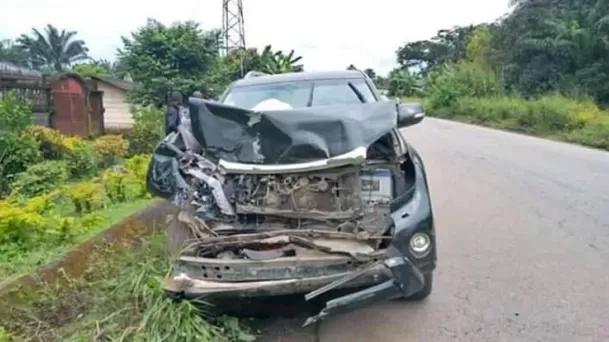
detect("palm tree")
(17, 24), (89, 72)
(0, 40), (29, 67)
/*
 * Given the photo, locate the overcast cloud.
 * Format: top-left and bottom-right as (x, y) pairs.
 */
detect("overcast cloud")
(0, 0), (510, 76)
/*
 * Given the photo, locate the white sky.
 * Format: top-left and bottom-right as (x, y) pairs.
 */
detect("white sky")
(0, 0), (510, 76)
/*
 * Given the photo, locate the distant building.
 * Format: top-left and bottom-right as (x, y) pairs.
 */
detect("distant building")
(0, 61), (42, 80)
(86, 76), (135, 131)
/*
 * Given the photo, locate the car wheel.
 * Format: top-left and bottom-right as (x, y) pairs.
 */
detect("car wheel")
(406, 272), (433, 301)
(166, 217), (194, 257)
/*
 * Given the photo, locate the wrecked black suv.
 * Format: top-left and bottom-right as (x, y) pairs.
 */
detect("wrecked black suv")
(147, 70), (437, 326)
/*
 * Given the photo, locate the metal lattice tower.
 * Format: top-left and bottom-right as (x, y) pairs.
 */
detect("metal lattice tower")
(221, 0), (246, 56)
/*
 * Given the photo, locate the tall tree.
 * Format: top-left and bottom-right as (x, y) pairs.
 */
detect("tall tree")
(72, 59), (132, 80)
(17, 24), (89, 72)
(118, 19), (220, 105)
(396, 25), (480, 74)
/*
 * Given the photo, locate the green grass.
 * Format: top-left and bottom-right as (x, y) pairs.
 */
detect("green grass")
(425, 95), (609, 151)
(0, 198), (154, 283)
(0, 231), (255, 342)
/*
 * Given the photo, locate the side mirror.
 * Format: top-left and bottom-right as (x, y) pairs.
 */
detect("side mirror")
(397, 103), (425, 128)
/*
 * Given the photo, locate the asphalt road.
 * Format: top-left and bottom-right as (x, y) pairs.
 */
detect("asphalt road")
(317, 118), (609, 342)
(259, 118), (609, 341)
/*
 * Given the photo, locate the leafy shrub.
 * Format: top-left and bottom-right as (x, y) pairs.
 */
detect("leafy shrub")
(9, 160), (70, 199)
(564, 118), (609, 150)
(93, 134), (129, 166)
(0, 200), (45, 246)
(125, 106), (164, 155)
(65, 140), (100, 179)
(66, 181), (104, 214)
(0, 132), (41, 197)
(78, 212), (107, 232)
(55, 216), (76, 243)
(387, 68), (423, 97)
(23, 192), (59, 214)
(425, 61), (501, 111)
(0, 91), (32, 133)
(0, 93), (41, 196)
(0, 326), (12, 342)
(102, 168), (129, 203)
(26, 125), (69, 159)
(125, 154), (152, 198)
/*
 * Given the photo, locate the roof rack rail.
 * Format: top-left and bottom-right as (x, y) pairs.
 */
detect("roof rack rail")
(243, 71), (269, 79)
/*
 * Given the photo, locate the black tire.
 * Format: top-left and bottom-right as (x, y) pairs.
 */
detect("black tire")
(166, 217), (194, 257)
(406, 272), (433, 301)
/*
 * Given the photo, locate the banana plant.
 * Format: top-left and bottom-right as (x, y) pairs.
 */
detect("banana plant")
(259, 45), (303, 74)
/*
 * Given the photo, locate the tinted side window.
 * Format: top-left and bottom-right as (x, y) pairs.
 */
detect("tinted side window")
(311, 79), (375, 106)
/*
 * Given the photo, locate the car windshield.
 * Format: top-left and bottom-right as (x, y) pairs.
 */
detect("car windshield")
(222, 78), (376, 110)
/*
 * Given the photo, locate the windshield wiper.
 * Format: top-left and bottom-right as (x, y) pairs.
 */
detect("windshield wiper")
(348, 82), (366, 103)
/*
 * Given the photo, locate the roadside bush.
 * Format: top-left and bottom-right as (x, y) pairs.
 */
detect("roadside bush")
(0, 327), (12, 342)
(102, 168), (129, 203)
(66, 181), (105, 214)
(78, 212), (107, 232)
(125, 154), (152, 198)
(125, 106), (164, 155)
(425, 61), (501, 111)
(9, 160), (70, 199)
(0, 92), (32, 132)
(65, 140), (100, 179)
(0, 93), (41, 197)
(23, 192), (59, 214)
(564, 119), (609, 150)
(429, 94), (609, 149)
(26, 126), (69, 160)
(0, 200), (46, 246)
(0, 132), (41, 197)
(93, 135), (129, 166)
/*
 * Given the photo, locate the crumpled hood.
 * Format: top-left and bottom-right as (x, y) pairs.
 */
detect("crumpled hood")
(187, 98), (399, 164)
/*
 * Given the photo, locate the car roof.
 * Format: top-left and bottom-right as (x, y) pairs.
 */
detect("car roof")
(231, 70), (366, 87)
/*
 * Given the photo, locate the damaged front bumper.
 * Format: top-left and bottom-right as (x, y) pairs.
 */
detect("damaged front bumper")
(162, 148), (436, 326)
(164, 246), (425, 327)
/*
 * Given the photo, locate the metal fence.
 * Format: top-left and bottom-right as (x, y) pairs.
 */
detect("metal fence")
(0, 61), (52, 126)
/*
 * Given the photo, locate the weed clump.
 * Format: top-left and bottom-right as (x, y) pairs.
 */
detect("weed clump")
(1, 232), (255, 342)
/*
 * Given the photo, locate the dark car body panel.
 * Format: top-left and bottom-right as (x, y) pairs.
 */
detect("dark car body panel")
(186, 98), (398, 164)
(151, 70), (436, 327)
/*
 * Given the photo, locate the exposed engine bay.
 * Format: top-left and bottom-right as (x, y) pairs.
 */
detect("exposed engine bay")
(173, 150), (399, 262)
(148, 97), (418, 266)
(153, 98), (433, 326)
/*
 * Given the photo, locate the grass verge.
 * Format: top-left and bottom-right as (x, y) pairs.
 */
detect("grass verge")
(0, 199), (155, 282)
(424, 95), (609, 151)
(0, 231), (256, 342)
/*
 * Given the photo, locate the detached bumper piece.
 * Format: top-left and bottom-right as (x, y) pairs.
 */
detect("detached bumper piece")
(164, 254), (425, 328)
(302, 256), (424, 327)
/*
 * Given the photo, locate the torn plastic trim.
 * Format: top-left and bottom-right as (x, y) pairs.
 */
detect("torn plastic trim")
(217, 146), (368, 174)
(182, 168), (235, 216)
(302, 255), (425, 327)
